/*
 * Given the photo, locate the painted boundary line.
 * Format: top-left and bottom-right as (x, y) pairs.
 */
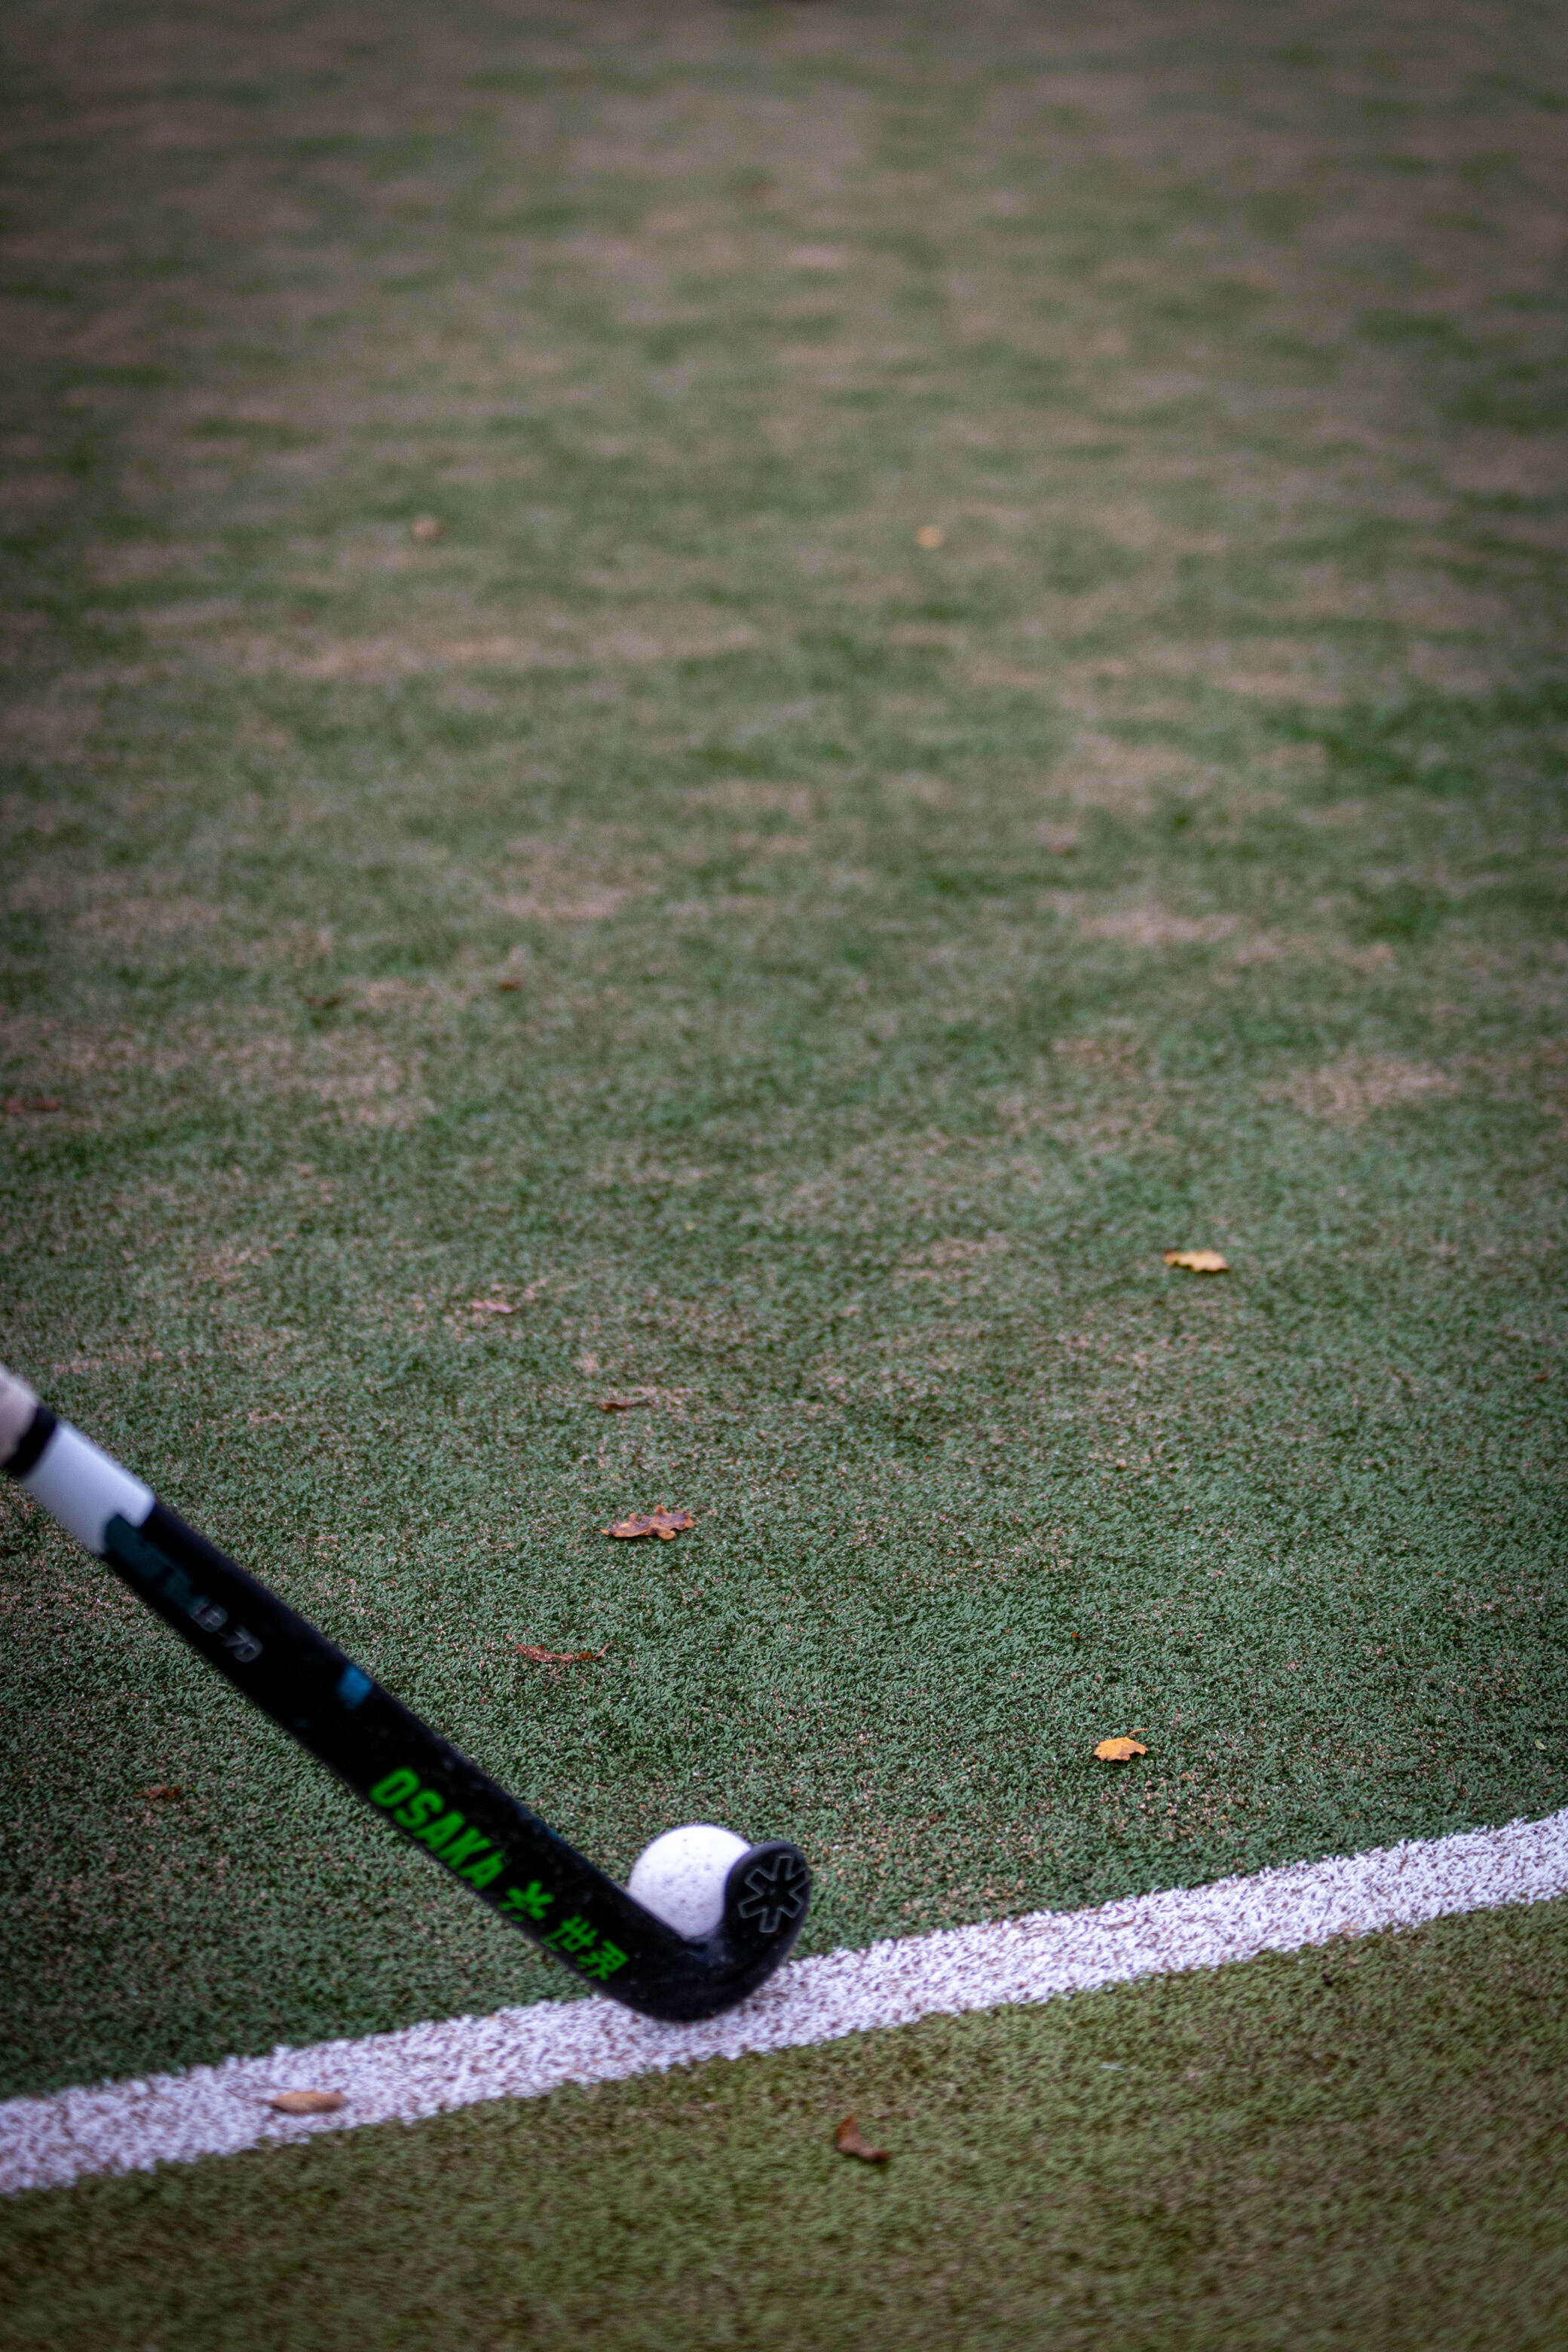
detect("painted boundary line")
(6, 1806), (1568, 2195)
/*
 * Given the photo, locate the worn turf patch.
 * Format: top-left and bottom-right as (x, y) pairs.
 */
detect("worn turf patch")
(5, 1900), (1568, 2350)
(2, 0), (1566, 2101)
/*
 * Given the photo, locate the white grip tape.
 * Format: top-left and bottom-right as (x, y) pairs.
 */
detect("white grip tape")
(22, 1423), (155, 1557)
(0, 1364), (39, 1470)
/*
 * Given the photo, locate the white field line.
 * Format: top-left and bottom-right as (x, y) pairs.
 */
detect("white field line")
(5, 1806), (1568, 2195)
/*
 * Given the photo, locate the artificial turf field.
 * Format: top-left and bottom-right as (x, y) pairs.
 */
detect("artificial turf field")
(1, 0), (1566, 2338)
(2, 1905), (1567, 2350)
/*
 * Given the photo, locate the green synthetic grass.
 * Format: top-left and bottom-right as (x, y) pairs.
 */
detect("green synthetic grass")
(5, 1900), (1568, 2350)
(2, 0), (1566, 2104)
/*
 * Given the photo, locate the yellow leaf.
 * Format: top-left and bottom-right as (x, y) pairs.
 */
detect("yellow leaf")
(1162, 1248), (1229, 1273)
(915, 525), (945, 549)
(1095, 1737), (1149, 1761)
(605, 1506), (696, 1540)
(265, 2089), (345, 2115)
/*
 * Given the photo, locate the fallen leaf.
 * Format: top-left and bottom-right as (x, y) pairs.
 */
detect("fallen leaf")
(1162, 1248), (1229, 1273)
(3, 1095), (60, 1116)
(265, 2090), (345, 2115)
(605, 1506), (696, 1540)
(497, 978), (523, 991)
(835, 2115), (889, 2163)
(470, 1297), (513, 1314)
(515, 1643), (608, 1665)
(598, 1396), (650, 1412)
(138, 1783), (184, 1800)
(410, 515), (445, 541)
(1095, 1737), (1149, 1761)
(915, 524), (945, 549)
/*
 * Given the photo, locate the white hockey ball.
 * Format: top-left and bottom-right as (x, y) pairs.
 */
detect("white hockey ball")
(627, 1823), (749, 1938)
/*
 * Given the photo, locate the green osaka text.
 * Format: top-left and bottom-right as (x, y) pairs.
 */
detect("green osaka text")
(367, 1769), (628, 1980)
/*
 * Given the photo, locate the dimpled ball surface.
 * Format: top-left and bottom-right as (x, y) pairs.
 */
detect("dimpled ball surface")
(626, 1824), (749, 1938)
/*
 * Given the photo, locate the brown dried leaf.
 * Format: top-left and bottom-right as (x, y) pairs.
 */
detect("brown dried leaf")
(1162, 1248), (1229, 1273)
(1095, 1737), (1149, 1761)
(605, 1506), (696, 1540)
(265, 2089), (345, 2115)
(138, 1783), (184, 1801)
(469, 1297), (513, 1314)
(3, 1095), (60, 1116)
(514, 1643), (608, 1665)
(915, 525), (945, 550)
(835, 2115), (889, 2164)
(410, 515), (445, 541)
(598, 1396), (650, 1412)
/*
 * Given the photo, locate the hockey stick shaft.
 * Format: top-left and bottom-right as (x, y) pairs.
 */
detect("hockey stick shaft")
(0, 1370), (808, 2021)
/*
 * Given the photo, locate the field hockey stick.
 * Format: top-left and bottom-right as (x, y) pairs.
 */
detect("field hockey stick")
(0, 1365), (810, 2022)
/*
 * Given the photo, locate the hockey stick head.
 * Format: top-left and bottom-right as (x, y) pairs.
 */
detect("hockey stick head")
(613, 1832), (811, 2020)
(723, 1839), (811, 1952)
(620, 1836), (810, 2022)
